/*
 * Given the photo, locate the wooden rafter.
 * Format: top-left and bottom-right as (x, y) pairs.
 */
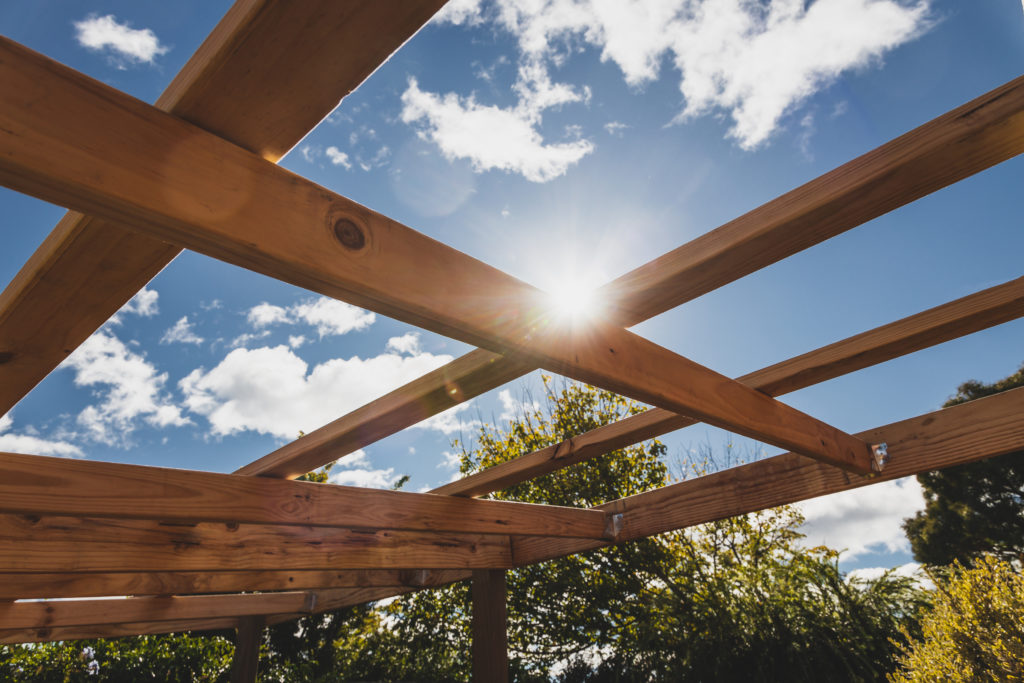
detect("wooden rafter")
(0, 515), (513, 573)
(0, 36), (877, 473)
(237, 77), (1024, 480)
(434, 276), (1024, 498)
(0, 452), (609, 539)
(0, 0), (447, 416)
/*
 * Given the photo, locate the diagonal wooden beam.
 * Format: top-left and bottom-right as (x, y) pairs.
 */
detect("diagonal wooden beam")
(0, 37), (877, 473)
(512, 386), (1024, 565)
(0, 515), (514, 573)
(0, 452), (610, 539)
(433, 276), (1024, 497)
(0, 0), (447, 415)
(238, 77), (1024, 480)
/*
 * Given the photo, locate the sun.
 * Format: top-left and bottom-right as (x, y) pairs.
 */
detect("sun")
(543, 271), (605, 326)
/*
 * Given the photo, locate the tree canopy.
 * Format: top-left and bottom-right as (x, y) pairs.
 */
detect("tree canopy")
(903, 362), (1024, 566)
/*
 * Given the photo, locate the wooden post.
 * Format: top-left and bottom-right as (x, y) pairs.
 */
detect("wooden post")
(231, 616), (263, 683)
(472, 569), (508, 683)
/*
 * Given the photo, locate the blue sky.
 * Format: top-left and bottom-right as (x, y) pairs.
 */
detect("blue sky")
(1, 0), (1022, 574)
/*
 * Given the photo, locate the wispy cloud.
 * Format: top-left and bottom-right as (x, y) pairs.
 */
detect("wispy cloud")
(430, 0), (930, 153)
(247, 297), (375, 338)
(108, 286), (158, 326)
(0, 414), (84, 458)
(74, 14), (169, 66)
(61, 330), (190, 446)
(161, 316), (204, 345)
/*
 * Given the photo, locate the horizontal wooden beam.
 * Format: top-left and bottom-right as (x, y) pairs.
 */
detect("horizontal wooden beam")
(0, 0), (446, 416)
(0, 591), (317, 631)
(0, 452), (609, 539)
(237, 75), (1024, 480)
(512, 385), (1024, 565)
(435, 276), (1024, 497)
(0, 516), (513, 572)
(0, 569), (469, 601)
(0, 37), (875, 473)
(0, 616), (241, 645)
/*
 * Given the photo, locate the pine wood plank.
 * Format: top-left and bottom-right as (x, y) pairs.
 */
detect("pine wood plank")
(0, 0), (446, 415)
(472, 570), (509, 683)
(436, 276), (1024, 497)
(0, 617), (240, 645)
(0, 592), (310, 631)
(0, 516), (513, 572)
(511, 386), (1024, 565)
(0, 37), (877, 473)
(235, 75), (1024, 481)
(0, 452), (609, 539)
(0, 569), (470, 601)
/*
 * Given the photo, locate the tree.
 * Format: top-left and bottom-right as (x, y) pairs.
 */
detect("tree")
(890, 555), (1024, 682)
(903, 363), (1024, 566)
(340, 378), (927, 681)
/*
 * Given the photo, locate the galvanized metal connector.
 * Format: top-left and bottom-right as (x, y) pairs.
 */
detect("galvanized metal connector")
(870, 443), (889, 474)
(604, 513), (625, 542)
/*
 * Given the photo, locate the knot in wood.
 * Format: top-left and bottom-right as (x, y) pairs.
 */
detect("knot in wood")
(333, 218), (365, 250)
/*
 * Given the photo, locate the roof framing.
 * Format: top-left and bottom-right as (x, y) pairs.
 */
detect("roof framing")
(0, 0), (1021, 662)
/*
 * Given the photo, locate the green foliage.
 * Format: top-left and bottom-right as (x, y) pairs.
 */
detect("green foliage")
(333, 378), (927, 682)
(903, 363), (1024, 566)
(0, 632), (233, 682)
(890, 556), (1024, 682)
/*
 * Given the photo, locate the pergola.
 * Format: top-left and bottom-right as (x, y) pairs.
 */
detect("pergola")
(0, 2), (1022, 680)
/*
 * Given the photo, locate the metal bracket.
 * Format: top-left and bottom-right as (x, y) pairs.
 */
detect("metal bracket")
(870, 443), (889, 474)
(604, 513), (624, 541)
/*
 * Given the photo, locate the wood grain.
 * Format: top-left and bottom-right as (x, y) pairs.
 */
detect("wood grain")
(0, 0), (446, 415)
(437, 276), (1024, 497)
(0, 516), (512, 572)
(472, 570), (509, 683)
(0, 37), (876, 472)
(0, 452), (609, 539)
(235, 76), (1024, 481)
(511, 386), (1024, 565)
(0, 617), (239, 645)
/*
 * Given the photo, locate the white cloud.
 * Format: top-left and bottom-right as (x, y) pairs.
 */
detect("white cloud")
(160, 316), (204, 345)
(247, 297), (375, 338)
(61, 331), (189, 446)
(386, 332), (422, 355)
(288, 335), (307, 349)
(431, 0), (930, 150)
(108, 286), (158, 325)
(417, 403), (479, 435)
(498, 388), (540, 421)
(401, 71), (594, 182)
(603, 121), (628, 136)
(179, 344), (456, 439)
(325, 146), (352, 169)
(74, 14), (168, 65)
(230, 330), (271, 348)
(0, 414), (84, 458)
(328, 451), (401, 489)
(847, 561), (924, 583)
(797, 476), (924, 560)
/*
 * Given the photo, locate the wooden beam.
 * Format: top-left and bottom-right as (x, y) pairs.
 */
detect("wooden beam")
(472, 570), (509, 683)
(435, 276), (1024, 497)
(0, 452), (609, 539)
(511, 386), (1024, 565)
(0, 592), (311, 631)
(0, 569), (469, 601)
(231, 616), (263, 683)
(0, 0), (446, 415)
(0, 38), (877, 473)
(0, 617), (240, 645)
(237, 72), (1024, 481)
(0, 516), (513, 572)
